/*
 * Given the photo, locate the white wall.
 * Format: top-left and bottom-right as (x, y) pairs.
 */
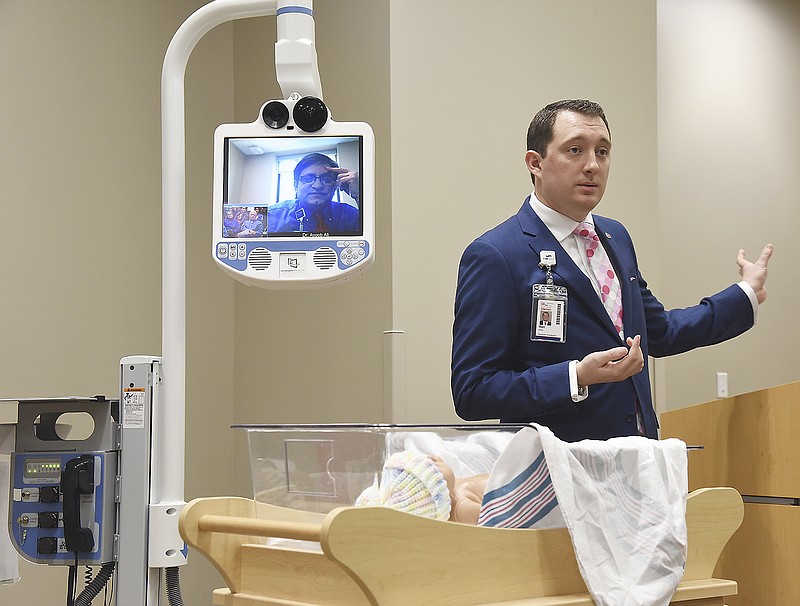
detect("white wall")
(656, 0), (799, 410)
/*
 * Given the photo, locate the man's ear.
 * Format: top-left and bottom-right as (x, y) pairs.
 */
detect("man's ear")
(525, 150), (542, 180)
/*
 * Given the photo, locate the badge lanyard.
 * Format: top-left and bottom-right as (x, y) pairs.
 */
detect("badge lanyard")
(531, 250), (568, 343)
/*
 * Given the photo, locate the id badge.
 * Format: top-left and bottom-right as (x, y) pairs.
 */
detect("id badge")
(531, 283), (568, 343)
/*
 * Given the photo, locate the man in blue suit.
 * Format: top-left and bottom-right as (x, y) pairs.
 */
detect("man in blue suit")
(451, 99), (773, 441)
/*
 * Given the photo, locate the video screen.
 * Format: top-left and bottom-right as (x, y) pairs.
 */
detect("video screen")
(222, 135), (363, 238)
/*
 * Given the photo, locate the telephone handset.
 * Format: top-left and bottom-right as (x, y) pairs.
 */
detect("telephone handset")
(61, 455), (95, 553)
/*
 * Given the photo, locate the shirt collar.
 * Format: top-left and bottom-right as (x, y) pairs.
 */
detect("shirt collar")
(299, 200), (332, 214)
(529, 190), (594, 243)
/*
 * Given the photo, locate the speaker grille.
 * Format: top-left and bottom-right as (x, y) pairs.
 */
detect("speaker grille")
(248, 248), (272, 271)
(313, 247), (337, 270)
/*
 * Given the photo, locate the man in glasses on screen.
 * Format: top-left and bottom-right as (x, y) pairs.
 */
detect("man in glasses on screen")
(267, 152), (360, 235)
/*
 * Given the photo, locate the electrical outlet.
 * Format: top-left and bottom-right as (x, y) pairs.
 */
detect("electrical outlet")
(716, 372), (728, 398)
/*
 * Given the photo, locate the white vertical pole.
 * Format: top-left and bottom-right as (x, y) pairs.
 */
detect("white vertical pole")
(382, 331), (407, 423)
(275, 0), (322, 99)
(157, 0), (278, 566)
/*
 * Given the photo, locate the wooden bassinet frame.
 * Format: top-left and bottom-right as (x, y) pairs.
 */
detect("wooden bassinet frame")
(179, 486), (743, 606)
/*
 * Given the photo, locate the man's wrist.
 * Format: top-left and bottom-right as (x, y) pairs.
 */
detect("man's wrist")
(569, 360), (589, 402)
(736, 280), (759, 324)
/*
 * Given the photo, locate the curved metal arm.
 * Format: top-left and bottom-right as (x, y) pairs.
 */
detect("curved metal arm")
(159, 0), (321, 546)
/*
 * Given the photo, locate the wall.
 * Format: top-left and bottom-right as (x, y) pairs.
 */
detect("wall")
(2, 1), (797, 605)
(228, 0), (392, 441)
(656, 0), (799, 410)
(389, 0), (659, 422)
(0, 2), (236, 604)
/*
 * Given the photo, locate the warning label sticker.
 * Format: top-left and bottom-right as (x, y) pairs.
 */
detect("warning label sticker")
(122, 388), (146, 429)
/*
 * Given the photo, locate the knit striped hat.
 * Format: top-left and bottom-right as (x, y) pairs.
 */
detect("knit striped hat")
(355, 451), (451, 521)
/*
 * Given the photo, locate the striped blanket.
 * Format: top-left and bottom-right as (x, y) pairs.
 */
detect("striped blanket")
(478, 424), (688, 606)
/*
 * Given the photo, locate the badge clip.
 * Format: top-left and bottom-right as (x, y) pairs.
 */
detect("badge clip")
(538, 250), (557, 285)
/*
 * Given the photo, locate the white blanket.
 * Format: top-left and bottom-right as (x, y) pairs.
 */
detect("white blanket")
(394, 430), (516, 477)
(478, 425), (688, 606)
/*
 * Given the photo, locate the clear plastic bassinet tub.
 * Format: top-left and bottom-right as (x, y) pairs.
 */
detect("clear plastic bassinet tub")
(234, 423), (528, 515)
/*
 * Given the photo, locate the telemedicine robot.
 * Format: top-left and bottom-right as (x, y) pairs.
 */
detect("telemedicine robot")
(4, 2), (375, 604)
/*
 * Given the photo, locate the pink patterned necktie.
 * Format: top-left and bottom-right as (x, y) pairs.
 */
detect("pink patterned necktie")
(573, 222), (624, 336)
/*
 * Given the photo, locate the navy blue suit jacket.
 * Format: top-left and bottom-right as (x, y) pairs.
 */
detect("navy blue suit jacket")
(451, 199), (754, 442)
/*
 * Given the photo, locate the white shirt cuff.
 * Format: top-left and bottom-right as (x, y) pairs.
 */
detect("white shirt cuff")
(736, 280), (758, 325)
(569, 360), (589, 402)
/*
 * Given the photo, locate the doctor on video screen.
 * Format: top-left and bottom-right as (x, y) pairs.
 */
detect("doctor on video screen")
(267, 152), (360, 235)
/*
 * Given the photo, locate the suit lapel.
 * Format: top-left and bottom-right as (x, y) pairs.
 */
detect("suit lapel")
(516, 201), (622, 340)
